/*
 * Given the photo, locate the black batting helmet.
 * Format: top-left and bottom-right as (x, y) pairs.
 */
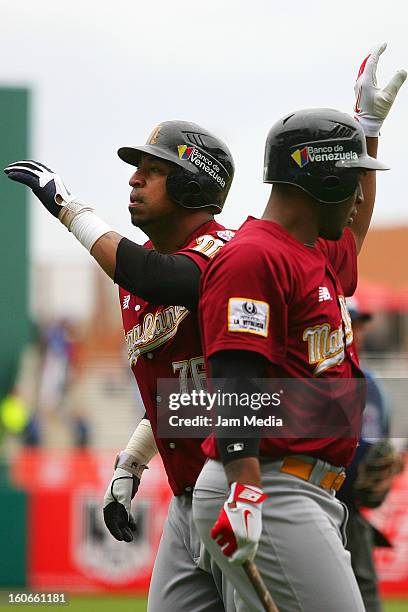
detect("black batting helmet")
(264, 108), (389, 204)
(118, 120), (234, 213)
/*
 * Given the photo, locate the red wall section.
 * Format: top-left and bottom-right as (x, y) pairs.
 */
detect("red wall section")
(10, 449), (408, 595)
(11, 449), (172, 592)
(364, 456), (408, 597)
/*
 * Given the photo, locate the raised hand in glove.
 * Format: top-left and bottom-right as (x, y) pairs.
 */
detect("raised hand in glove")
(211, 482), (267, 565)
(4, 160), (110, 252)
(4, 160), (84, 216)
(354, 42), (407, 137)
(103, 452), (147, 542)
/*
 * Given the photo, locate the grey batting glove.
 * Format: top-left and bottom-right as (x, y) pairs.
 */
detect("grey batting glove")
(354, 42), (407, 137)
(103, 453), (147, 543)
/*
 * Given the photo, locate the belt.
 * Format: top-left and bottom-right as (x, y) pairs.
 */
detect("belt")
(279, 455), (346, 492)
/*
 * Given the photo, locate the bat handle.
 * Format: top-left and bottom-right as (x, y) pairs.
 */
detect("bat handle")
(243, 560), (279, 612)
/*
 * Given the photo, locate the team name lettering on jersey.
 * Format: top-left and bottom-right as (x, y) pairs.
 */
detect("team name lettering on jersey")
(338, 295), (353, 347)
(303, 295), (354, 376)
(303, 323), (345, 375)
(125, 306), (189, 365)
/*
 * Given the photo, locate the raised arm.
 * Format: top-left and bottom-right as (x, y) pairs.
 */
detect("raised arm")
(350, 43), (406, 254)
(4, 162), (201, 309)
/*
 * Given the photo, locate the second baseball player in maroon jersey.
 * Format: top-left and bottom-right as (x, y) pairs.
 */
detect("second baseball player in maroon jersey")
(200, 222), (363, 467)
(193, 44), (406, 612)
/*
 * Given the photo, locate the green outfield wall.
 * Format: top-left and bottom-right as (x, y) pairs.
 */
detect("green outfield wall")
(0, 89), (30, 398)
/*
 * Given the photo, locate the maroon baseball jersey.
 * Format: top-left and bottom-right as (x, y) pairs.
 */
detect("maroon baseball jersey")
(119, 220), (235, 495)
(200, 217), (364, 467)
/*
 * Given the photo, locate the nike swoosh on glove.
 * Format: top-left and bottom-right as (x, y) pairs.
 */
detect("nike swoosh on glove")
(211, 482), (267, 565)
(354, 42), (407, 137)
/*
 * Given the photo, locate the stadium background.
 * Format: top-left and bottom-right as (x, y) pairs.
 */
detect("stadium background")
(1, 2), (407, 610)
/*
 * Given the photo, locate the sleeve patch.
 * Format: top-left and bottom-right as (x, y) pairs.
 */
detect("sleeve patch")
(227, 298), (269, 337)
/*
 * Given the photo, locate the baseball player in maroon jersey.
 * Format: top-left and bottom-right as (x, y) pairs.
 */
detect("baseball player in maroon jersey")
(4, 121), (237, 611)
(193, 44), (406, 611)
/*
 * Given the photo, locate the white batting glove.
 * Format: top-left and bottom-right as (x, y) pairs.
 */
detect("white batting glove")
(5, 160), (112, 252)
(354, 42), (407, 137)
(211, 482), (267, 565)
(4, 160), (87, 219)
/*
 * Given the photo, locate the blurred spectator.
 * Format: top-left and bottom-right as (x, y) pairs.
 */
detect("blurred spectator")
(3, 319), (90, 450)
(38, 320), (76, 413)
(0, 391), (29, 437)
(37, 319), (90, 447)
(2, 321), (43, 448)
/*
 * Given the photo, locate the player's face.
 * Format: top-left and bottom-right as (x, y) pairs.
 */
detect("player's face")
(128, 155), (178, 228)
(317, 180), (364, 240)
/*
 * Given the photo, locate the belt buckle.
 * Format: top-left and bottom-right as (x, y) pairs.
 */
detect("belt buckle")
(320, 470), (346, 491)
(331, 471), (346, 491)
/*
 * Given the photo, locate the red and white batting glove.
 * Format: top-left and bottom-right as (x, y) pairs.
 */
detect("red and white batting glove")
(211, 482), (267, 565)
(354, 42), (407, 137)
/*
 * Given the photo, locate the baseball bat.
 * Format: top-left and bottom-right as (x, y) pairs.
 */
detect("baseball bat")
(243, 560), (279, 612)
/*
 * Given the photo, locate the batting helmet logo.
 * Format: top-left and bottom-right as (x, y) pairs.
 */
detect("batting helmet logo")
(147, 125), (161, 145)
(178, 145), (193, 160)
